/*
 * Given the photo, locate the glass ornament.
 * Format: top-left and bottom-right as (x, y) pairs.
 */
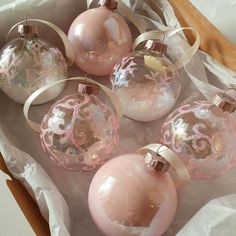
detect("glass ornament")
(89, 153), (177, 236)
(110, 41), (180, 122)
(40, 91), (119, 171)
(161, 93), (236, 180)
(0, 24), (67, 104)
(68, 0), (132, 76)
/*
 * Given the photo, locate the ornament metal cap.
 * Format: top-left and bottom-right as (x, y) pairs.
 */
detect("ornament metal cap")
(144, 152), (170, 173)
(78, 83), (100, 96)
(212, 89), (236, 113)
(99, 0), (118, 10)
(18, 24), (39, 36)
(145, 40), (167, 56)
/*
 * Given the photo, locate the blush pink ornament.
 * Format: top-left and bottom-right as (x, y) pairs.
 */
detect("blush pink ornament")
(88, 153), (177, 236)
(161, 92), (236, 180)
(68, 0), (132, 76)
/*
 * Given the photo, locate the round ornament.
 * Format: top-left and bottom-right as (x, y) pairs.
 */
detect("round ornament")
(40, 88), (119, 171)
(0, 23), (67, 104)
(89, 153), (177, 236)
(110, 41), (180, 122)
(161, 93), (236, 179)
(68, 0), (132, 76)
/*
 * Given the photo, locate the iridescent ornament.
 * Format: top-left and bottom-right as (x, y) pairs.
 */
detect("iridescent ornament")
(89, 153), (177, 236)
(68, 0), (132, 76)
(40, 85), (119, 171)
(111, 41), (180, 122)
(161, 92), (236, 179)
(0, 23), (67, 104)
(89, 152), (177, 236)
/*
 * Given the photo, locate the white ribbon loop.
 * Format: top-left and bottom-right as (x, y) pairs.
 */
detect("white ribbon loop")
(7, 19), (74, 67)
(133, 27), (200, 70)
(23, 77), (123, 133)
(139, 143), (191, 182)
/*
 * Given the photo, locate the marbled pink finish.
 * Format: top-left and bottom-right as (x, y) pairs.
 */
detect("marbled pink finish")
(89, 154), (177, 236)
(68, 6), (132, 76)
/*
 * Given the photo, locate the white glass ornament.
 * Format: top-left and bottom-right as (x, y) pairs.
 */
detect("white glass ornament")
(111, 41), (180, 122)
(0, 23), (67, 104)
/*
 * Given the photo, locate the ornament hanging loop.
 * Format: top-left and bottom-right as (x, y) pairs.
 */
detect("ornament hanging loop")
(25, 14), (29, 25)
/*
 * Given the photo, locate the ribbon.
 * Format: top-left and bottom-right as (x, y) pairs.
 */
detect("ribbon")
(23, 77), (123, 133)
(139, 143), (191, 182)
(7, 19), (74, 67)
(133, 27), (200, 70)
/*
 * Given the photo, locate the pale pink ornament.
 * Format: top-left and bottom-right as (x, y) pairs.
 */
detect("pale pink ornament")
(161, 93), (236, 180)
(68, 0), (132, 76)
(110, 41), (180, 122)
(40, 92), (119, 171)
(88, 153), (177, 236)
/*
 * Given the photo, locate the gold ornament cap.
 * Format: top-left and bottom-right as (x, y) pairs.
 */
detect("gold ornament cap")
(99, 0), (118, 10)
(18, 24), (39, 36)
(212, 90), (236, 113)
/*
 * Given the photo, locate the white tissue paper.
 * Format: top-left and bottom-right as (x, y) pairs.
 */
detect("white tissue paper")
(177, 194), (236, 236)
(1, 0), (236, 236)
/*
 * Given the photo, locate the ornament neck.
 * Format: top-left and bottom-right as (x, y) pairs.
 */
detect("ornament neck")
(18, 24), (39, 38)
(212, 90), (236, 113)
(144, 40), (167, 56)
(144, 151), (170, 173)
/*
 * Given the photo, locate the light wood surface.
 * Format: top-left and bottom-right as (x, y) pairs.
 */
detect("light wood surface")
(169, 0), (236, 72)
(0, 155), (50, 236)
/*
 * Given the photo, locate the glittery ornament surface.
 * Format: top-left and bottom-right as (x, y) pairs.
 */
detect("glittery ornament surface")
(111, 50), (180, 122)
(40, 93), (119, 171)
(161, 101), (236, 179)
(0, 36), (67, 104)
(89, 154), (177, 236)
(68, 6), (132, 76)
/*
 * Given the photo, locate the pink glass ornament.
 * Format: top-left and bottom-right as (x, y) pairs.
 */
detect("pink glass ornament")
(110, 49), (180, 122)
(89, 153), (177, 236)
(161, 100), (236, 179)
(68, 4), (132, 76)
(40, 93), (119, 171)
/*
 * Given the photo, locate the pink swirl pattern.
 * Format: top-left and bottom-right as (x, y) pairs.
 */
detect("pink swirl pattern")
(40, 93), (119, 171)
(161, 101), (236, 179)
